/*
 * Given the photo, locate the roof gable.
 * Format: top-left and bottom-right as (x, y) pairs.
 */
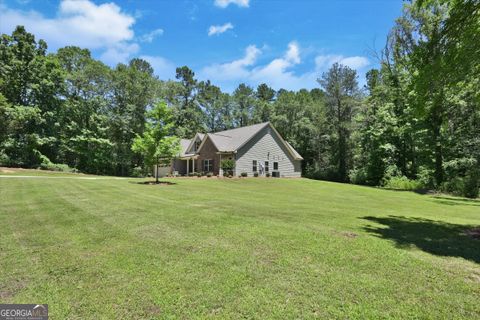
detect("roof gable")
(236, 123), (303, 160)
(185, 133), (204, 154)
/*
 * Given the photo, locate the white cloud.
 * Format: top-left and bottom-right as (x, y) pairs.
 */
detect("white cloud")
(314, 54), (369, 71)
(208, 22), (234, 36)
(0, 0), (137, 65)
(214, 0), (250, 8)
(337, 56), (370, 69)
(249, 42), (306, 90)
(140, 55), (176, 80)
(201, 45), (261, 81)
(139, 28), (164, 43)
(101, 43), (140, 66)
(200, 42), (370, 91)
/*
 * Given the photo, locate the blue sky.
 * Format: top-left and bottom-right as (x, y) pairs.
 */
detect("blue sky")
(0, 0), (404, 92)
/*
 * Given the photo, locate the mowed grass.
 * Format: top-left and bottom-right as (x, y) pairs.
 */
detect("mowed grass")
(1, 171), (479, 319)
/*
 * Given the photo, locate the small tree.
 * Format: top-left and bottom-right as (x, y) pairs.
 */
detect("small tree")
(220, 159), (235, 176)
(132, 102), (179, 183)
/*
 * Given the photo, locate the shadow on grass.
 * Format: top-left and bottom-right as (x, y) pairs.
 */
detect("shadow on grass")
(381, 187), (435, 195)
(362, 216), (480, 264)
(129, 181), (177, 186)
(430, 196), (480, 207)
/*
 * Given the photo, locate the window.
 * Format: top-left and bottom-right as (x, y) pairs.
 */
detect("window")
(252, 160), (257, 172)
(273, 162), (278, 170)
(203, 159), (213, 172)
(265, 161), (269, 172)
(194, 140), (201, 152)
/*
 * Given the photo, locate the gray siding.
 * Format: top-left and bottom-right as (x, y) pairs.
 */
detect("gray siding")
(235, 125), (301, 177)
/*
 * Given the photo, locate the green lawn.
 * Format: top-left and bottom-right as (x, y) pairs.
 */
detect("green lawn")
(1, 171), (479, 319)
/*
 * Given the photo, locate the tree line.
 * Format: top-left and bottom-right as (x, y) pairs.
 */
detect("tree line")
(0, 0), (478, 197)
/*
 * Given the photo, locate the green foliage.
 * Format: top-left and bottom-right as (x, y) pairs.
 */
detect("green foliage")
(383, 176), (424, 191)
(131, 166), (146, 178)
(132, 102), (179, 182)
(1, 10), (478, 199)
(441, 169), (479, 199)
(240, 172), (248, 177)
(348, 168), (368, 185)
(463, 170), (479, 199)
(38, 152), (76, 172)
(318, 63), (361, 182)
(220, 159), (235, 170)
(253, 172), (259, 177)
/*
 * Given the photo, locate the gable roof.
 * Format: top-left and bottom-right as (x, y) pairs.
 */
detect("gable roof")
(204, 122), (270, 153)
(185, 132), (205, 155)
(179, 138), (193, 157)
(191, 122), (303, 160)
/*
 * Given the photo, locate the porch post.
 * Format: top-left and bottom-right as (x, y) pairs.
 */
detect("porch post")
(219, 153), (222, 176)
(192, 157), (195, 173)
(187, 158), (189, 174)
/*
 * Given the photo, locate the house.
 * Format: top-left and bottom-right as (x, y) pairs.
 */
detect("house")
(161, 122), (303, 177)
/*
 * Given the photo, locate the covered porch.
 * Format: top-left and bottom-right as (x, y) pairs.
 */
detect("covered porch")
(174, 155), (200, 175)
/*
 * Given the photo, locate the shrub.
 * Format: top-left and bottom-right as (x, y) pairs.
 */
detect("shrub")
(440, 174), (479, 198)
(188, 172), (195, 177)
(349, 168), (368, 185)
(0, 151), (11, 166)
(206, 172), (213, 177)
(132, 166), (145, 178)
(38, 154), (76, 173)
(441, 177), (464, 195)
(253, 172), (259, 177)
(417, 166), (435, 189)
(463, 173), (479, 198)
(266, 172), (270, 177)
(383, 176), (423, 191)
(196, 172), (202, 177)
(221, 159), (235, 176)
(240, 172), (248, 177)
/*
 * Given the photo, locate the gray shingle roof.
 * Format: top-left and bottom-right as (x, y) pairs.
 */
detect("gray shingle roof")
(181, 122), (303, 160)
(207, 122), (270, 152)
(179, 138), (193, 157)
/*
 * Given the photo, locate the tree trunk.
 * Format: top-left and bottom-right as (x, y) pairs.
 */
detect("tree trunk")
(338, 127), (347, 182)
(155, 156), (159, 184)
(432, 117), (443, 186)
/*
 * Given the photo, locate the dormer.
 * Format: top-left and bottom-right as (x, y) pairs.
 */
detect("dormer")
(186, 133), (205, 154)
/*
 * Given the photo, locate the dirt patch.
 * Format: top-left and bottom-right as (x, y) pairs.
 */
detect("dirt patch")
(335, 231), (359, 239)
(145, 305), (162, 316)
(465, 227), (480, 240)
(133, 181), (176, 186)
(0, 279), (28, 300)
(0, 167), (18, 173)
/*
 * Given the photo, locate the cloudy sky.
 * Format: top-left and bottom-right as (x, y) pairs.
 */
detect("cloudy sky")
(0, 0), (403, 91)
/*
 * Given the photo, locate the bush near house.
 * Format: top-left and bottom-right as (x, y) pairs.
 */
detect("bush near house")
(221, 159), (235, 177)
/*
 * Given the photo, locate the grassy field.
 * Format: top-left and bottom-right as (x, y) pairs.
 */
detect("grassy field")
(1, 170), (479, 319)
